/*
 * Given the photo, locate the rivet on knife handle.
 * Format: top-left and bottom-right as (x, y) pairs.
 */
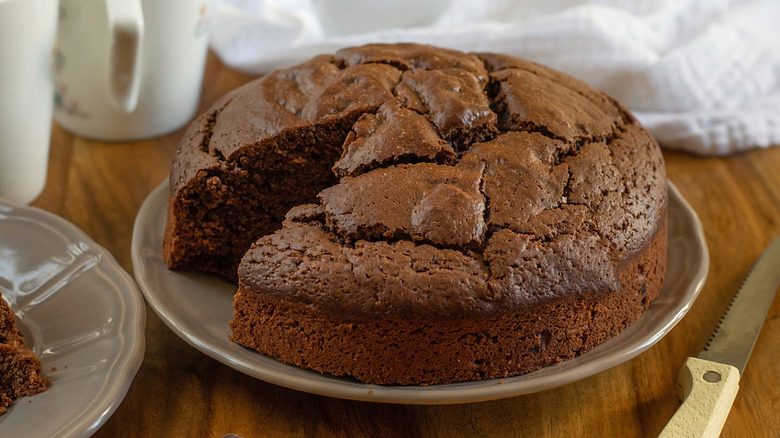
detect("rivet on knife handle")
(658, 357), (739, 438)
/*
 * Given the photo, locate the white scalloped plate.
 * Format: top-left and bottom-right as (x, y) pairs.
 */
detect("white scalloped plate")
(133, 179), (707, 404)
(0, 200), (145, 437)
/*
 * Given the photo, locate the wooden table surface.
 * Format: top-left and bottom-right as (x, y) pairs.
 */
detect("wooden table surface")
(31, 52), (780, 438)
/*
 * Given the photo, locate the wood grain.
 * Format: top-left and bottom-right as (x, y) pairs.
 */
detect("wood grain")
(30, 52), (780, 438)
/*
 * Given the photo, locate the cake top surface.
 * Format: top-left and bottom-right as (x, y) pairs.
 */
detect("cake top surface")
(174, 43), (667, 320)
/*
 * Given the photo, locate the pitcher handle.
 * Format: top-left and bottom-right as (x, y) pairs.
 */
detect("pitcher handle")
(105, 0), (143, 113)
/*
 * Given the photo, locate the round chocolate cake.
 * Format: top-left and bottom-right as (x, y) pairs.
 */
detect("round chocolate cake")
(163, 43), (667, 385)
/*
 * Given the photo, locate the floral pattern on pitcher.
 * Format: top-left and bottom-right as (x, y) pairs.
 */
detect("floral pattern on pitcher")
(53, 50), (90, 119)
(194, 3), (210, 38)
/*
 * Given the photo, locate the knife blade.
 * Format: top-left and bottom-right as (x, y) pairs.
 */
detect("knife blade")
(659, 235), (780, 438)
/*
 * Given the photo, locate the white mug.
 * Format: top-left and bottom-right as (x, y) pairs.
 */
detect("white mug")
(0, 0), (59, 205)
(54, 0), (212, 141)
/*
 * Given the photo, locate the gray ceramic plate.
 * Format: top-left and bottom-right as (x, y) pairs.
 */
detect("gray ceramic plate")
(0, 199), (146, 436)
(132, 180), (707, 404)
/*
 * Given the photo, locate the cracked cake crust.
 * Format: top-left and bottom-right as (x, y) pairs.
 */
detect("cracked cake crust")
(163, 43), (667, 385)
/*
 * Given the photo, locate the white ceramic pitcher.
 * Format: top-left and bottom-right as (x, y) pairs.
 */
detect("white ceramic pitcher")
(0, 0), (59, 204)
(54, 0), (212, 141)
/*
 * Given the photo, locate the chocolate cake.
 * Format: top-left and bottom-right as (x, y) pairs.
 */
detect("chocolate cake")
(164, 43), (667, 385)
(0, 296), (48, 414)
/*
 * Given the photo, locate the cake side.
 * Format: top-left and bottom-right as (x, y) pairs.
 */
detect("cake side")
(0, 297), (49, 415)
(230, 215), (666, 385)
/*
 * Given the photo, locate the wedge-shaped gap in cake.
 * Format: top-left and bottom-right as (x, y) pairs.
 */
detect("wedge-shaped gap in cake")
(164, 57), (403, 279)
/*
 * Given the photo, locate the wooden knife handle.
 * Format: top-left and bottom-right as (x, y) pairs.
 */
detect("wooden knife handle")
(658, 357), (740, 438)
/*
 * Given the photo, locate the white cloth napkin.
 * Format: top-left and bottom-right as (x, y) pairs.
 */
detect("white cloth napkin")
(208, 0), (780, 156)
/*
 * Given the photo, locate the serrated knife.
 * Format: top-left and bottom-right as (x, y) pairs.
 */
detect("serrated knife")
(659, 235), (780, 438)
